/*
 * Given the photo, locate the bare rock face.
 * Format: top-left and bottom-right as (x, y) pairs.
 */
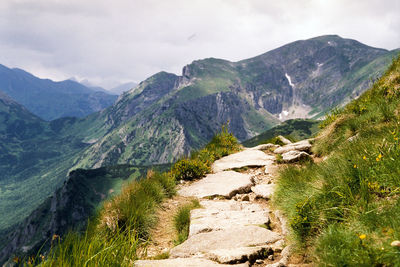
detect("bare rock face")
(134, 258), (249, 267)
(179, 171), (253, 199)
(189, 200), (270, 236)
(282, 150), (311, 163)
(251, 184), (276, 199)
(274, 140), (312, 154)
(212, 150), (275, 173)
(170, 226), (281, 259)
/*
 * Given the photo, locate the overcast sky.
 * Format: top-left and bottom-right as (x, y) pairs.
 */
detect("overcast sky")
(0, 0), (399, 89)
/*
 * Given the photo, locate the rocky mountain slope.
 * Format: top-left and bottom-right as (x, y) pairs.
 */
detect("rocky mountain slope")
(0, 64), (117, 120)
(71, 35), (398, 168)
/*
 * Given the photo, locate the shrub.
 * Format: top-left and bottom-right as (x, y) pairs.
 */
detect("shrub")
(171, 158), (209, 181)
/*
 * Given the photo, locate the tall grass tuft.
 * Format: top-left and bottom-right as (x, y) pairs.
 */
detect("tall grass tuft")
(173, 200), (201, 245)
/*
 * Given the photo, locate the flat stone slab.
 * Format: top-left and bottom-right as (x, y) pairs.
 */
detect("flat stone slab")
(212, 150), (275, 173)
(134, 258), (249, 267)
(251, 184), (275, 199)
(274, 140), (311, 154)
(190, 200), (270, 236)
(170, 226), (281, 259)
(247, 144), (279, 151)
(179, 171), (253, 199)
(282, 150), (311, 163)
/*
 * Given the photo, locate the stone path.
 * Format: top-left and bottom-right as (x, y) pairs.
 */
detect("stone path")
(135, 140), (312, 267)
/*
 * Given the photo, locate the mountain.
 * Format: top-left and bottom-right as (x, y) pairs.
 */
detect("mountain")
(70, 35), (398, 169)
(0, 65), (118, 120)
(109, 81), (138, 95)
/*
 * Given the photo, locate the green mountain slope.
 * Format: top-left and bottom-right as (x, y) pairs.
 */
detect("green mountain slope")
(274, 54), (400, 265)
(0, 92), (90, 232)
(72, 35), (398, 169)
(0, 164), (169, 264)
(242, 119), (320, 147)
(0, 64), (117, 120)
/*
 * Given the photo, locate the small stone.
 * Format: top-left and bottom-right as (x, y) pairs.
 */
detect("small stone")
(256, 259), (264, 264)
(268, 254), (274, 260)
(391, 240), (400, 247)
(242, 195), (250, 201)
(277, 135), (292, 145)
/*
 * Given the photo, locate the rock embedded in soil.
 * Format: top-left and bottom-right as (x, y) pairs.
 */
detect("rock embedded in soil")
(134, 258), (249, 266)
(207, 246), (272, 264)
(189, 200), (271, 236)
(274, 140), (311, 154)
(277, 135), (292, 145)
(179, 171), (253, 199)
(212, 150), (275, 173)
(251, 184), (275, 199)
(281, 150), (311, 163)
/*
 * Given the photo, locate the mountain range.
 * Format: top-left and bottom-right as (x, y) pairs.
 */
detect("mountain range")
(0, 65), (118, 120)
(71, 35), (399, 169)
(0, 35), (398, 263)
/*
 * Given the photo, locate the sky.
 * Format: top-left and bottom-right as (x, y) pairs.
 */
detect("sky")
(0, 0), (399, 89)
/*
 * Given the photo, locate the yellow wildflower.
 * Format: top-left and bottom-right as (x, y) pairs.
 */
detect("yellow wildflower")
(359, 234), (366, 240)
(379, 154), (382, 159)
(363, 156), (366, 160)
(376, 157), (380, 162)
(353, 164), (357, 168)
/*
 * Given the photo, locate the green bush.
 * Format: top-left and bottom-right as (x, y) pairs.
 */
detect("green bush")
(171, 158), (209, 181)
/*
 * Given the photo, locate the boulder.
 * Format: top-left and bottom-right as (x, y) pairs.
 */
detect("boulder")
(251, 184), (275, 199)
(274, 140), (312, 154)
(179, 171), (253, 199)
(212, 150), (275, 173)
(281, 151), (310, 163)
(189, 200), (270, 236)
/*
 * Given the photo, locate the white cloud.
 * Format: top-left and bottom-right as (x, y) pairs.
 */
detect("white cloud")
(0, 0), (398, 88)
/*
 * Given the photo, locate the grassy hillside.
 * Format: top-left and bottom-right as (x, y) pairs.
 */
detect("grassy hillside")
(242, 119), (320, 147)
(274, 53), (400, 265)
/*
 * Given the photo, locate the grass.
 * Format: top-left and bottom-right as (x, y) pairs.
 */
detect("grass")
(273, 53), (400, 266)
(173, 199), (201, 245)
(23, 125), (239, 266)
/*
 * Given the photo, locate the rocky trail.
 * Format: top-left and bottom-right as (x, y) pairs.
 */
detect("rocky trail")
(135, 138), (313, 267)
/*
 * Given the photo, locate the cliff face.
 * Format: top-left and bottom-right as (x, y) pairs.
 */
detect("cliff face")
(71, 35), (397, 168)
